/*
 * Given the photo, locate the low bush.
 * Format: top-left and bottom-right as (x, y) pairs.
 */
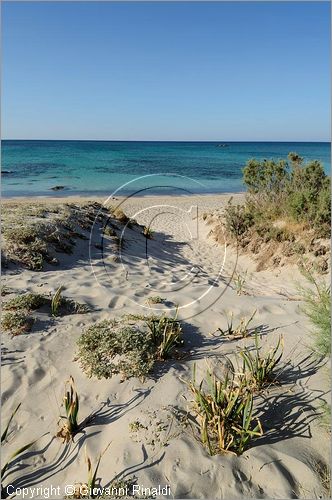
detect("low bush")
(224, 152), (330, 245)
(3, 292), (47, 311)
(76, 314), (183, 380)
(1, 310), (34, 336)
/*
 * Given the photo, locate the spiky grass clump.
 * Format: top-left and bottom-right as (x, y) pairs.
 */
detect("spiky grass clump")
(233, 270), (249, 295)
(1, 310), (34, 336)
(51, 286), (64, 316)
(186, 366), (263, 455)
(76, 314), (183, 380)
(3, 292), (48, 311)
(1, 403), (37, 496)
(239, 333), (283, 390)
(66, 445), (137, 499)
(213, 310), (257, 339)
(51, 287), (90, 316)
(145, 313), (183, 360)
(298, 264), (331, 358)
(57, 376), (80, 442)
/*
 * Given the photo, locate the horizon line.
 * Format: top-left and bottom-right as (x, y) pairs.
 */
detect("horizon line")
(2, 139), (330, 143)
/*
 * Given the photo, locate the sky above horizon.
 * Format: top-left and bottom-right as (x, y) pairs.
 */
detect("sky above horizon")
(2, 1), (331, 141)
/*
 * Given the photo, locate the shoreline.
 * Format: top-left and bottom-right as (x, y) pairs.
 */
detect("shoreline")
(1, 191), (245, 204)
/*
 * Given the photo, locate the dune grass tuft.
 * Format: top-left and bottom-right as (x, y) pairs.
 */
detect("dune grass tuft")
(239, 333), (283, 390)
(212, 310), (257, 339)
(233, 270), (249, 295)
(57, 376), (80, 442)
(51, 286), (64, 316)
(186, 365), (263, 455)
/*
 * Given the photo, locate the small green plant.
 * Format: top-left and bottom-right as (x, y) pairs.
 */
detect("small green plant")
(129, 420), (147, 433)
(66, 444), (111, 499)
(233, 270), (248, 295)
(213, 310), (257, 339)
(1, 310), (34, 336)
(146, 296), (164, 305)
(298, 263), (331, 358)
(3, 292), (47, 311)
(186, 366), (263, 455)
(85, 446), (102, 497)
(51, 286), (64, 316)
(239, 333), (284, 390)
(1, 285), (13, 296)
(103, 224), (116, 237)
(77, 319), (155, 380)
(145, 311), (183, 360)
(143, 226), (154, 239)
(1, 404), (37, 497)
(57, 376), (80, 442)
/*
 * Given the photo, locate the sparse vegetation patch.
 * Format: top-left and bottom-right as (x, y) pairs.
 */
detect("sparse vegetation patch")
(76, 313), (183, 380)
(1, 310), (34, 336)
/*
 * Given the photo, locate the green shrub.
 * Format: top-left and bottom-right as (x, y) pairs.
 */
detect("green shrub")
(77, 320), (155, 380)
(243, 158), (288, 196)
(1, 310), (34, 336)
(224, 199), (254, 237)
(224, 153), (330, 245)
(76, 314), (183, 380)
(3, 292), (47, 311)
(298, 265), (331, 357)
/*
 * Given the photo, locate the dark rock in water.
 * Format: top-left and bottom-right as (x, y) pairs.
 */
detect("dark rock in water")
(2, 170), (13, 174)
(50, 185), (66, 191)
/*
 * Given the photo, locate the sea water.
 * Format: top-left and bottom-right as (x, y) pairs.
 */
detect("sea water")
(2, 140), (330, 197)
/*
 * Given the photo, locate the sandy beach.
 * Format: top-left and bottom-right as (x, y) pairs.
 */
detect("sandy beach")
(1, 192), (330, 499)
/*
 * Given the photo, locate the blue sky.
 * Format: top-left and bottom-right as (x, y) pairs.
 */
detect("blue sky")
(2, 1), (330, 141)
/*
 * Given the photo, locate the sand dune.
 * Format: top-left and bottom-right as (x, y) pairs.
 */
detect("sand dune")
(1, 194), (330, 499)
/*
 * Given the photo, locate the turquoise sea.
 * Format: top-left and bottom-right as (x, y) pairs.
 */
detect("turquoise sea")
(2, 141), (331, 197)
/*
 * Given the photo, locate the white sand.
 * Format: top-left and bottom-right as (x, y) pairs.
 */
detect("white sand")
(1, 193), (330, 499)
